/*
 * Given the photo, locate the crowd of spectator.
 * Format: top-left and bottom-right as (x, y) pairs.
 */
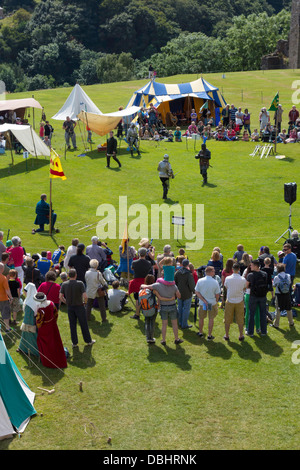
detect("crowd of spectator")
(122, 102), (300, 146)
(0, 229), (299, 359)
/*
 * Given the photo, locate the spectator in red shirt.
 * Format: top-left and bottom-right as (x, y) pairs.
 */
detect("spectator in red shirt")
(38, 271), (61, 310)
(288, 105), (299, 125)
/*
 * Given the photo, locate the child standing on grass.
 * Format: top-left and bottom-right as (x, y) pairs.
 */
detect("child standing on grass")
(8, 269), (21, 326)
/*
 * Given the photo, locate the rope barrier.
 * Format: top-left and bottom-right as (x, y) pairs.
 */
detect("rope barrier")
(1, 318), (110, 444)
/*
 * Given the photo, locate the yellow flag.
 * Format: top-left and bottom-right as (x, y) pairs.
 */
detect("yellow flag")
(121, 222), (128, 254)
(50, 149), (67, 180)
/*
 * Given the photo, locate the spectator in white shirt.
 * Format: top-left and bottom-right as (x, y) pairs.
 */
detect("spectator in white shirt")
(195, 266), (220, 340)
(64, 238), (79, 272)
(108, 280), (128, 312)
(224, 263), (247, 341)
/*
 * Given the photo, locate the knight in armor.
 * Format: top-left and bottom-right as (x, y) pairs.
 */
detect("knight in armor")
(195, 143), (211, 184)
(127, 123), (140, 156)
(157, 154), (174, 200)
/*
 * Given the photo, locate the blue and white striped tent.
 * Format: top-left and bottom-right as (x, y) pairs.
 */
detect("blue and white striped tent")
(126, 77), (227, 125)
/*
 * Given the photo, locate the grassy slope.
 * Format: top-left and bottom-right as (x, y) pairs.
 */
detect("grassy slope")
(0, 70), (300, 450)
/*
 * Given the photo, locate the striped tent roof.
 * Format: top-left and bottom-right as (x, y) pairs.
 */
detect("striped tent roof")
(127, 77), (226, 109)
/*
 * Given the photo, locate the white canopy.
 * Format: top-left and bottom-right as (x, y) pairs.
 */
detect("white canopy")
(0, 124), (50, 157)
(52, 84), (102, 121)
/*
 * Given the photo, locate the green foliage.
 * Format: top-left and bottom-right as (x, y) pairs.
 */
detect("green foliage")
(0, 0), (293, 90)
(96, 52), (135, 83)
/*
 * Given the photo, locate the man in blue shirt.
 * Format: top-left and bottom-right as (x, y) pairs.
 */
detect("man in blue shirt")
(283, 243), (297, 299)
(283, 243), (297, 280)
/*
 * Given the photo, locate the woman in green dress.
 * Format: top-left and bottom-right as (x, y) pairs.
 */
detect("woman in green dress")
(17, 283), (40, 357)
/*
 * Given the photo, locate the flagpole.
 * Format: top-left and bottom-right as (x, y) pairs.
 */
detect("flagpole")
(275, 111), (278, 154)
(274, 91), (279, 154)
(49, 177), (52, 236)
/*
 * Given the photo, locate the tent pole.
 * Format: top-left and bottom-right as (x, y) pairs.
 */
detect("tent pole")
(9, 131), (14, 166)
(29, 125), (38, 160)
(85, 109), (92, 151)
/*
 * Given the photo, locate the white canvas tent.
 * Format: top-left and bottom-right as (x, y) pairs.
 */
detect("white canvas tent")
(0, 329), (36, 440)
(52, 83), (102, 121)
(0, 123), (50, 158)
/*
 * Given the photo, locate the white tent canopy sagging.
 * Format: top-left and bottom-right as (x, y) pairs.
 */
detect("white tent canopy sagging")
(77, 105), (141, 137)
(0, 124), (50, 157)
(52, 84), (103, 121)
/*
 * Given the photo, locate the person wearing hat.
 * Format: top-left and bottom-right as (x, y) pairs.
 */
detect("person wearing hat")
(139, 238), (155, 262)
(195, 143), (211, 185)
(127, 123), (140, 157)
(68, 243), (91, 284)
(274, 104), (283, 133)
(129, 247), (153, 319)
(277, 250), (285, 263)
(157, 154), (174, 199)
(86, 236), (107, 272)
(174, 258), (195, 329)
(34, 291), (68, 369)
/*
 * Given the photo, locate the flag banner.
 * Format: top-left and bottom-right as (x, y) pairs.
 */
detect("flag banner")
(50, 149), (67, 180)
(121, 222), (128, 254)
(200, 101), (209, 112)
(268, 92), (279, 111)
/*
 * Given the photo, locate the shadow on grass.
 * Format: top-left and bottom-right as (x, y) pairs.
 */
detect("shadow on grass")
(252, 334), (284, 357)
(85, 149), (130, 160)
(0, 158), (49, 178)
(147, 343), (192, 371)
(69, 344), (97, 369)
(88, 314), (113, 339)
(202, 181), (217, 188)
(229, 340), (262, 362)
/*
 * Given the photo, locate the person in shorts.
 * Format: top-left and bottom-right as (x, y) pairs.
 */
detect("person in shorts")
(145, 279), (182, 345)
(195, 266), (220, 340)
(224, 263), (247, 341)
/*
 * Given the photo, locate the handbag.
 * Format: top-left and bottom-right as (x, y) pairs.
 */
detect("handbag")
(97, 286), (106, 298)
(97, 272), (106, 297)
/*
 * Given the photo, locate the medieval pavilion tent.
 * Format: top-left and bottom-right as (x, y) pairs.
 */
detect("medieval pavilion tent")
(0, 329), (36, 440)
(52, 83), (103, 121)
(126, 77), (227, 126)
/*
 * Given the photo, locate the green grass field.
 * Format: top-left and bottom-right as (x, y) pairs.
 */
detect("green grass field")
(0, 70), (300, 450)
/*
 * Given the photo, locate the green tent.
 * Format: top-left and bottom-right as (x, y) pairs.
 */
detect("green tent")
(0, 328), (36, 439)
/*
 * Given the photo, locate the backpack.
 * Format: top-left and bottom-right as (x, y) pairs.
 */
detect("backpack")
(138, 288), (158, 317)
(277, 274), (290, 294)
(251, 271), (268, 297)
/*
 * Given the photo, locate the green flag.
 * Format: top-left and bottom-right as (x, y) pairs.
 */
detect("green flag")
(268, 92), (279, 111)
(200, 101), (209, 112)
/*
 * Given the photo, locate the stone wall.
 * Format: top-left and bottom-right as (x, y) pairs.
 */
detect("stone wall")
(289, 0), (300, 69)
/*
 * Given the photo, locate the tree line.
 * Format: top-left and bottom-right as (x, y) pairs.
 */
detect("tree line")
(0, 0), (292, 92)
